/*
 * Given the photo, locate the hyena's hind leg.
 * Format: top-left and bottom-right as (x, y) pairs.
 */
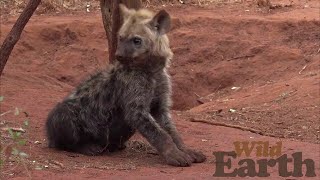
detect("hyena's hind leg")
(46, 102), (81, 151)
(106, 115), (136, 153)
(46, 102), (109, 155)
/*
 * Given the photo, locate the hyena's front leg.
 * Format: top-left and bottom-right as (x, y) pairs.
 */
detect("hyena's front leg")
(125, 109), (193, 166)
(151, 103), (206, 163)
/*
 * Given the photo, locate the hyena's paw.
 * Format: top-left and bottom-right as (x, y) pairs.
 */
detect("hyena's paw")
(181, 148), (206, 163)
(162, 147), (193, 167)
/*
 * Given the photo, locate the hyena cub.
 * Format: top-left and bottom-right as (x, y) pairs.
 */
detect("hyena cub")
(46, 4), (206, 166)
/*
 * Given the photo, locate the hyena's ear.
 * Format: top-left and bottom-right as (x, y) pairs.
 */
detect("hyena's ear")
(149, 10), (171, 35)
(119, 4), (134, 20)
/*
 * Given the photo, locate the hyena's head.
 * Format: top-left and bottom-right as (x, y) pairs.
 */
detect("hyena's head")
(115, 4), (173, 70)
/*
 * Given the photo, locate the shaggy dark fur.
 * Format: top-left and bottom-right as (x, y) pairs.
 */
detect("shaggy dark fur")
(46, 5), (206, 167)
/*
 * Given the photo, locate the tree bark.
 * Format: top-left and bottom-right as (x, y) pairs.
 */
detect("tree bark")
(0, 0), (41, 76)
(100, 0), (142, 64)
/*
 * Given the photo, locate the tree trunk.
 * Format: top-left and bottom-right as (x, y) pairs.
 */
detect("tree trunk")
(0, 0), (41, 76)
(100, 0), (142, 64)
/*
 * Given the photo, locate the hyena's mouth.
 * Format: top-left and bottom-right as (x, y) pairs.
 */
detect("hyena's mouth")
(116, 56), (133, 64)
(117, 55), (148, 67)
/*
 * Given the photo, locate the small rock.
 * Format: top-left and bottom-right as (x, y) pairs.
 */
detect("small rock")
(229, 109), (236, 113)
(35, 166), (43, 170)
(231, 87), (241, 90)
(86, 4), (90, 12)
(201, 139), (208, 142)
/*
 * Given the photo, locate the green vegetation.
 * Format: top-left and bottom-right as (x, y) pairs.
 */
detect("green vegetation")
(0, 96), (30, 176)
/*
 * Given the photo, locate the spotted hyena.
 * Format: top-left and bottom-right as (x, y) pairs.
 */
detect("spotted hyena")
(46, 4), (206, 166)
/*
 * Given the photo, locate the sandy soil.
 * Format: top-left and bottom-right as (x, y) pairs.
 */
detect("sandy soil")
(1, 0), (319, 179)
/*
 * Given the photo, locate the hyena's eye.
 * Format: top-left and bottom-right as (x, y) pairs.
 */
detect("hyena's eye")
(132, 37), (142, 46)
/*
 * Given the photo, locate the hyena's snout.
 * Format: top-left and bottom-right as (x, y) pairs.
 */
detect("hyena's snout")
(115, 45), (125, 60)
(115, 43), (134, 62)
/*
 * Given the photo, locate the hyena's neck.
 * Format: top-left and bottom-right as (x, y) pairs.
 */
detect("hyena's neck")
(145, 55), (168, 73)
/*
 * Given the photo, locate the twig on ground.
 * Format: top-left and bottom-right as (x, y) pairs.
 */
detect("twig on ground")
(226, 54), (255, 61)
(1, 127), (26, 133)
(274, 89), (297, 102)
(0, 111), (12, 117)
(298, 65), (307, 74)
(215, 84), (222, 93)
(201, 84), (222, 99)
(194, 92), (201, 98)
(23, 111), (29, 117)
(49, 160), (64, 168)
(189, 118), (283, 138)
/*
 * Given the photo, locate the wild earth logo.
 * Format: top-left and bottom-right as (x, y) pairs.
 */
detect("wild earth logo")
(212, 141), (316, 177)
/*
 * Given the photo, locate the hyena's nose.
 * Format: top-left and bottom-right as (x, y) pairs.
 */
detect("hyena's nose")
(115, 50), (123, 59)
(115, 51), (122, 58)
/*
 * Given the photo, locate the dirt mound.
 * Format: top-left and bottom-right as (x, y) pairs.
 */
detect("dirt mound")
(169, 15), (319, 110)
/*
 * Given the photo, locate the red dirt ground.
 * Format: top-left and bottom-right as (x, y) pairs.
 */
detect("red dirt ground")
(1, 0), (319, 179)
